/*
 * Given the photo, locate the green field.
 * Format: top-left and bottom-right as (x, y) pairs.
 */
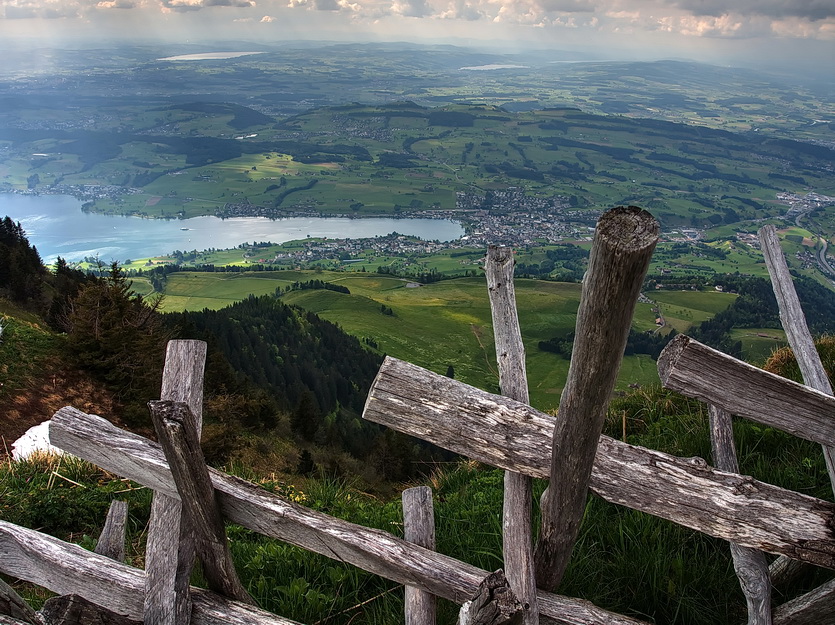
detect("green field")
(4, 101), (835, 237)
(651, 289), (738, 333)
(158, 270), (737, 411)
(729, 327), (787, 365)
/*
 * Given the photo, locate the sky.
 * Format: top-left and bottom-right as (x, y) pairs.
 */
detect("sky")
(0, 0), (833, 69)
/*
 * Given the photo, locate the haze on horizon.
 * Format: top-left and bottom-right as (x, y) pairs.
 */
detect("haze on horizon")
(0, 0), (833, 76)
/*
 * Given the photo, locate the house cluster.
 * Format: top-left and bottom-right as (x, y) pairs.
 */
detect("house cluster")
(778, 191), (835, 218)
(264, 233), (449, 264)
(455, 189), (570, 213)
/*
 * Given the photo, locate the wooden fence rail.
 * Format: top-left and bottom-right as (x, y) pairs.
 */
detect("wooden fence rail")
(47, 406), (648, 625)
(0, 521), (300, 625)
(363, 357), (835, 568)
(658, 335), (835, 447)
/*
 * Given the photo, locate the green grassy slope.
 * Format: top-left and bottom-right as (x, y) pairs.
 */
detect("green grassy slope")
(160, 271), (738, 411)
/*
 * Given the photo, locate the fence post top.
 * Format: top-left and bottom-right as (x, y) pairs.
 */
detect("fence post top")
(596, 206), (659, 252)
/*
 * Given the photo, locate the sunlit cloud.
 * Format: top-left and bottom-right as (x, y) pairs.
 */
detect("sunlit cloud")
(97, 0), (137, 8)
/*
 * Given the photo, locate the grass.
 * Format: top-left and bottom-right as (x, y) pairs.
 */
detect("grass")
(0, 306), (63, 401)
(729, 327), (787, 364)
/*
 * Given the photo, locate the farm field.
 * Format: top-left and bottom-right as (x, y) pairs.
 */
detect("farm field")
(158, 270), (737, 411)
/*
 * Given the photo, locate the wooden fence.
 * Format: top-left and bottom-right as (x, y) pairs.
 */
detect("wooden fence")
(1, 209), (833, 625)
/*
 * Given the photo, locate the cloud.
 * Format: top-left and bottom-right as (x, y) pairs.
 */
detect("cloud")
(1, 0), (833, 57)
(438, 0), (487, 21)
(160, 0), (202, 11)
(3, 0), (83, 19)
(159, 0), (254, 10)
(97, 0), (136, 8)
(204, 0), (256, 7)
(672, 0), (835, 21)
(538, 0), (594, 12)
(392, 0), (432, 18)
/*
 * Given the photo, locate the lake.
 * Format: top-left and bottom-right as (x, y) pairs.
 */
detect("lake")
(1, 194), (464, 264)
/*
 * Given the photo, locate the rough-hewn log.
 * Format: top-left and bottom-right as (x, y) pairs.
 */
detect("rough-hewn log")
(0, 578), (39, 625)
(39, 594), (141, 625)
(94, 500), (128, 563)
(49, 407), (648, 625)
(144, 339), (207, 625)
(486, 245), (538, 622)
(709, 405), (772, 625)
(658, 335), (835, 447)
(148, 400), (253, 605)
(362, 357), (835, 568)
(760, 223), (835, 588)
(535, 206), (659, 590)
(0, 522), (299, 625)
(403, 486), (436, 625)
(457, 570), (523, 625)
(773, 577), (835, 625)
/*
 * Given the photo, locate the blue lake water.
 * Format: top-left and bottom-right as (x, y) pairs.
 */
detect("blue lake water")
(1, 194), (464, 264)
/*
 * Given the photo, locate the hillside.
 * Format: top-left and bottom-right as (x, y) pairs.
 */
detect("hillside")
(5, 103), (834, 234)
(0, 302), (126, 446)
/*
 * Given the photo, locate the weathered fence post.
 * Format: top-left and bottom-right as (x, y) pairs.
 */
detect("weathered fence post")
(94, 500), (129, 563)
(759, 225), (835, 483)
(144, 339), (207, 625)
(485, 245), (538, 623)
(534, 206), (658, 590)
(709, 405), (772, 625)
(149, 400), (253, 604)
(759, 224), (835, 616)
(403, 486), (436, 625)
